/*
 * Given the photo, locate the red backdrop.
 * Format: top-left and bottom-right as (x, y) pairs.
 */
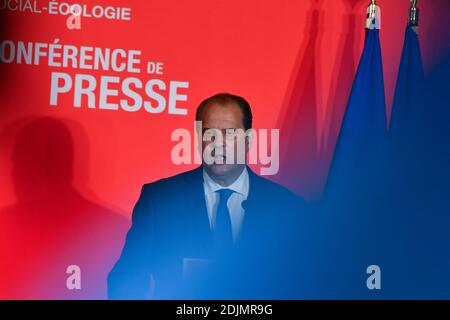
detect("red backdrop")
(1, 0), (449, 298)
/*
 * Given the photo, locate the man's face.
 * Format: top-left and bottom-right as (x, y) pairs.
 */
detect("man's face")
(199, 102), (248, 178)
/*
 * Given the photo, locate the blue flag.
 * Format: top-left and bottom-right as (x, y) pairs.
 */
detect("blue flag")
(385, 22), (450, 298)
(317, 22), (390, 298)
(325, 28), (387, 200)
(390, 26), (425, 141)
(388, 25), (425, 201)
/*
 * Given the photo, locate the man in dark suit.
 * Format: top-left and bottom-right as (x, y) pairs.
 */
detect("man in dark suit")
(108, 93), (309, 299)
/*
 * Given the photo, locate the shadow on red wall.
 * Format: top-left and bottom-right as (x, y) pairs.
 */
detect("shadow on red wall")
(0, 117), (128, 299)
(274, 0), (363, 201)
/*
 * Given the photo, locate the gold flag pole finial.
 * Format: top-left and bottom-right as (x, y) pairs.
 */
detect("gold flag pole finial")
(366, 0), (380, 30)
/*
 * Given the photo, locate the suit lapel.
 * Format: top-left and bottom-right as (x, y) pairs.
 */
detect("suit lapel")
(181, 167), (213, 256)
(236, 167), (266, 245)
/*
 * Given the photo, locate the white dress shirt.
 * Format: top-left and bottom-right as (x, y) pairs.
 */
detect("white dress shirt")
(202, 167), (249, 242)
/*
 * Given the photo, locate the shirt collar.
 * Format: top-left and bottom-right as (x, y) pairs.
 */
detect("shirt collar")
(203, 167), (249, 197)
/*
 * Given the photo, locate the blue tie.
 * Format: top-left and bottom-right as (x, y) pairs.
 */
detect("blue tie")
(214, 188), (234, 251)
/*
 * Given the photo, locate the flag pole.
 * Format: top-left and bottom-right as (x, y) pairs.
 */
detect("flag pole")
(408, 0), (420, 33)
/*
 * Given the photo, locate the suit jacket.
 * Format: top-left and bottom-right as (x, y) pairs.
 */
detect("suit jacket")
(108, 166), (308, 299)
